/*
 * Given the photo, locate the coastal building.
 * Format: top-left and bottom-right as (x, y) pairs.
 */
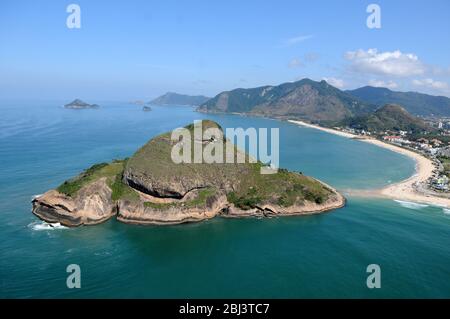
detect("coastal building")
(432, 175), (449, 191)
(383, 135), (402, 142)
(437, 146), (450, 157)
(431, 139), (443, 147)
(382, 135), (410, 145)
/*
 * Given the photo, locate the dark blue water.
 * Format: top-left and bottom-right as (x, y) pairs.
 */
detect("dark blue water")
(1, 101), (450, 298)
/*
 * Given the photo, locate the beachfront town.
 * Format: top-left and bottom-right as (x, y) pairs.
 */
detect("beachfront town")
(336, 118), (450, 194)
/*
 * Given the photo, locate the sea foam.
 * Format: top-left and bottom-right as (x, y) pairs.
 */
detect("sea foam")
(394, 200), (429, 209)
(28, 221), (67, 231)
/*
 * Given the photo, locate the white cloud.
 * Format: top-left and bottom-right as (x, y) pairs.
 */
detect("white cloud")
(323, 77), (345, 89)
(345, 49), (426, 77)
(368, 79), (398, 89)
(412, 78), (449, 91)
(288, 58), (303, 68)
(284, 34), (313, 46)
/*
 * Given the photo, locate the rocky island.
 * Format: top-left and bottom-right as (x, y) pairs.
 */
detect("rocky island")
(64, 99), (99, 109)
(32, 120), (345, 226)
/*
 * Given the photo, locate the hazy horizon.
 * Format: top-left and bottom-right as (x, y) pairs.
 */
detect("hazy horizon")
(1, 0), (449, 100)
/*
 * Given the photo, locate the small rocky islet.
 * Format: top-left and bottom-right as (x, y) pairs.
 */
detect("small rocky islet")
(32, 120), (345, 226)
(64, 99), (99, 109)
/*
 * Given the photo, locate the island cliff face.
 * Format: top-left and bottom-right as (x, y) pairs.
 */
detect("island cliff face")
(32, 121), (345, 226)
(32, 178), (115, 226)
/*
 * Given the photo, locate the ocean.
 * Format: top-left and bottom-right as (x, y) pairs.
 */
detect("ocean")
(1, 100), (450, 298)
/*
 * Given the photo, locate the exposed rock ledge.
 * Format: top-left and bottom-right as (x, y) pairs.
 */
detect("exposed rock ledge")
(32, 178), (115, 226)
(32, 120), (345, 227)
(33, 185), (344, 227)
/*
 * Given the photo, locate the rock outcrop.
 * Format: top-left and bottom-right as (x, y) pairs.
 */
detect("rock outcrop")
(117, 189), (229, 225)
(32, 178), (115, 226)
(32, 120), (345, 227)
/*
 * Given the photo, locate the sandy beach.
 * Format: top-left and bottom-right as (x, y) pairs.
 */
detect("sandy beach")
(289, 120), (450, 208)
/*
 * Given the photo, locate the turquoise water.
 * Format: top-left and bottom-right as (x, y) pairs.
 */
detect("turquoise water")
(1, 101), (450, 298)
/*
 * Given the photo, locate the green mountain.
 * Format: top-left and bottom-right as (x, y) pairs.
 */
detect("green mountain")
(149, 92), (210, 106)
(341, 104), (432, 133)
(197, 79), (376, 123)
(347, 86), (450, 116)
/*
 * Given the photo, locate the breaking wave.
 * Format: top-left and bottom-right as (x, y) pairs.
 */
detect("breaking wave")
(394, 200), (429, 209)
(28, 221), (67, 231)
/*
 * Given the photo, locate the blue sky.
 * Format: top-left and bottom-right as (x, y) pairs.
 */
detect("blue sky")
(1, 0), (449, 100)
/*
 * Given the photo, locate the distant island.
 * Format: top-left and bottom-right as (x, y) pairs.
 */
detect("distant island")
(31, 120), (345, 226)
(149, 92), (210, 106)
(64, 99), (99, 109)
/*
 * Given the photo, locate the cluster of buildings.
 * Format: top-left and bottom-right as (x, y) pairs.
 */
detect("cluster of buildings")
(382, 134), (450, 193)
(381, 135), (444, 155)
(431, 175), (449, 191)
(337, 125), (450, 194)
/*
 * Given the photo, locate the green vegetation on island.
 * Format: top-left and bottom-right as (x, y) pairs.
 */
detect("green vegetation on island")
(33, 120), (345, 226)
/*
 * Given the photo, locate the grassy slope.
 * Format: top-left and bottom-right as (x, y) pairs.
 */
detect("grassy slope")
(57, 120), (334, 210)
(125, 120), (333, 209)
(227, 165), (331, 209)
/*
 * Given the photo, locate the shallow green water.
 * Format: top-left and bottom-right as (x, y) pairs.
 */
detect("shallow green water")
(1, 101), (449, 298)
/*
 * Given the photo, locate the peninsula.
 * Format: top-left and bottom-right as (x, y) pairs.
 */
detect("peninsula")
(31, 120), (345, 226)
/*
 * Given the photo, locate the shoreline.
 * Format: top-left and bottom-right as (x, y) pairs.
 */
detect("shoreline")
(289, 120), (450, 208)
